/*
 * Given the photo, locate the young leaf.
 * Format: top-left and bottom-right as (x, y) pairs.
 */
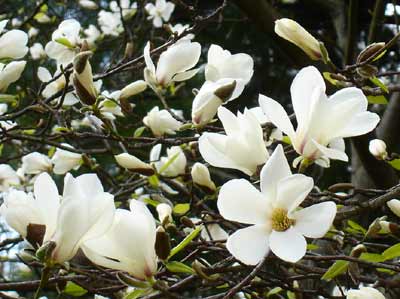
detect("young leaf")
(321, 260), (349, 281)
(166, 261), (195, 274)
(382, 243), (400, 261)
(63, 281), (88, 297)
(168, 225), (202, 260)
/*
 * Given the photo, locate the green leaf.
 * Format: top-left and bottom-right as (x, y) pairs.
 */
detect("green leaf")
(142, 197), (160, 207)
(63, 282), (87, 297)
(134, 126), (146, 137)
(54, 37), (74, 48)
(323, 72), (339, 86)
(321, 260), (349, 281)
(173, 203), (190, 215)
(307, 244), (319, 251)
(124, 289), (148, 299)
(367, 95), (388, 105)
(360, 252), (385, 263)
(166, 261), (195, 274)
(168, 225), (202, 260)
(370, 76), (389, 93)
(148, 175), (159, 187)
(382, 243), (400, 261)
(347, 220), (366, 235)
(0, 94), (17, 104)
(102, 99), (118, 108)
(281, 136), (292, 145)
(388, 159), (400, 170)
(267, 287), (282, 297)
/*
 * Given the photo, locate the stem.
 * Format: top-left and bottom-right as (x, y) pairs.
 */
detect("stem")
(34, 266), (52, 299)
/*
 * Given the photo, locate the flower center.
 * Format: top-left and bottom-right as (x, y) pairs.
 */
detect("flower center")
(271, 208), (294, 232)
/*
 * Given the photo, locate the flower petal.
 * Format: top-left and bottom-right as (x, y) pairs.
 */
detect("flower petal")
(312, 140), (349, 162)
(269, 227), (306, 262)
(226, 225), (270, 265)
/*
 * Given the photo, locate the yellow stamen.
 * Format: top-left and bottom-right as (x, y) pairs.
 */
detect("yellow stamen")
(271, 208), (294, 232)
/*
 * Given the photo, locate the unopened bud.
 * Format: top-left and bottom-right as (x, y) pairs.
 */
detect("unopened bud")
(357, 64), (378, 79)
(357, 42), (386, 63)
(155, 226), (171, 260)
(180, 216), (195, 228)
(124, 42), (135, 60)
(387, 199), (400, 218)
(191, 163), (216, 193)
(214, 81), (236, 102)
(115, 153), (155, 176)
(156, 203), (173, 225)
(72, 51), (97, 105)
(120, 80), (147, 101)
(350, 244), (367, 258)
(369, 139), (388, 160)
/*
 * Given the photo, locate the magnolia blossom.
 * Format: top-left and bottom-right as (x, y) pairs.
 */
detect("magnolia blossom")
(0, 103), (7, 115)
(347, 287), (385, 299)
(249, 106), (283, 145)
(79, 0), (98, 10)
(22, 152), (52, 174)
(259, 66), (380, 167)
(72, 51), (98, 105)
(199, 107), (269, 176)
(98, 10), (122, 36)
(82, 200), (157, 280)
(37, 67), (78, 106)
(369, 139), (388, 160)
(191, 163), (216, 192)
(28, 27), (39, 38)
(143, 40), (201, 89)
(0, 164), (20, 192)
(45, 19), (82, 66)
(110, 0), (137, 18)
(145, 0), (175, 28)
(115, 153), (154, 176)
(275, 18), (322, 60)
(83, 25), (101, 46)
(0, 61), (26, 92)
(218, 145), (336, 264)
(153, 145), (187, 177)
(120, 80), (147, 101)
(387, 199), (400, 218)
(29, 43), (46, 60)
(143, 106), (183, 136)
(0, 20), (28, 60)
(169, 23), (194, 40)
(98, 95), (124, 120)
(51, 144), (82, 174)
(156, 203), (172, 224)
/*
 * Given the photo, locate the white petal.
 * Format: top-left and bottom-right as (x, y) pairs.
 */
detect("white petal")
(37, 67), (52, 82)
(0, 30), (28, 59)
(172, 68), (199, 82)
(269, 227), (306, 262)
(312, 140), (349, 162)
(260, 144), (291, 200)
(258, 94), (295, 139)
(387, 199), (400, 217)
(226, 225), (270, 265)
(292, 202), (336, 238)
(217, 106), (239, 136)
(143, 42), (156, 75)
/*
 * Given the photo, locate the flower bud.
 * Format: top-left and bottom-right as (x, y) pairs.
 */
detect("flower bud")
(155, 226), (171, 260)
(72, 50), (97, 105)
(347, 287), (385, 299)
(387, 199), (400, 217)
(357, 42), (386, 63)
(115, 153), (155, 176)
(369, 139), (388, 160)
(275, 18), (322, 60)
(156, 203), (173, 225)
(120, 80), (147, 101)
(191, 163), (216, 192)
(350, 244), (366, 258)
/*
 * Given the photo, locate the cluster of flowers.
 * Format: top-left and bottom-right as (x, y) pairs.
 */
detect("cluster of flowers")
(0, 3), (391, 298)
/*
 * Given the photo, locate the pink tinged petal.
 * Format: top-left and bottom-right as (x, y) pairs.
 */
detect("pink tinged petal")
(226, 225), (271, 265)
(218, 179), (270, 225)
(258, 94), (295, 139)
(275, 174), (314, 213)
(312, 140), (348, 162)
(290, 66), (325, 130)
(292, 201), (337, 238)
(260, 144), (291, 200)
(269, 227), (306, 263)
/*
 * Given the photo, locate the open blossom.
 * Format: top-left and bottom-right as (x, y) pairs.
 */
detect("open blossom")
(45, 19), (82, 66)
(218, 145), (336, 264)
(110, 0), (137, 18)
(0, 61), (26, 92)
(143, 106), (183, 136)
(22, 152), (52, 174)
(143, 40), (201, 89)
(98, 10), (122, 36)
(83, 25), (101, 46)
(347, 287), (385, 299)
(145, 0), (175, 28)
(259, 66), (380, 168)
(82, 200), (157, 280)
(169, 23), (194, 40)
(0, 164), (20, 192)
(153, 145), (187, 177)
(199, 107), (269, 176)
(29, 43), (46, 60)
(249, 106), (283, 145)
(51, 144), (82, 174)
(0, 20), (28, 60)
(275, 18), (322, 60)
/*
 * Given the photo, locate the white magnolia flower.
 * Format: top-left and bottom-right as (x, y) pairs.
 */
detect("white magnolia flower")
(191, 162), (216, 192)
(0, 164), (20, 191)
(51, 144), (82, 174)
(145, 0), (175, 28)
(98, 95), (123, 120)
(218, 145), (336, 264)
(79, 0), (98, 10)
(22, 152), (52, 174)
(169, 23), (194, 40)
(205, 44), (254, 88)
(369, 139), (388, 160)
(83, 25), (101, 46)
(0, 21), (28, 59)
(259, 66), (380, 168)
(110, 0), (137, 18)
(28, 27), (39, 38)
(347, 287), (385, 299)
(45, 19), (82, 66)
(199, 106), (269, 176)
(249, 106), (283, 145)
(143, 106), (183, 136)
(275, 18), (322, 61)
(115, 153), (154, 175)
(98, 10), (122, 36)
(156, 203), (172, 224)
(0, 103), (7, 115)
(0, 61), (26, 92)
(153, 146), (187, 177)
(29, 43), (46, 60)
(192, 78), (243, 126)
(72, 51), (98, 105)
(82, 200), (157, 280)
(143, 40), (201, 89)
(51, 173), (115, 263)
(387, 199), (400, 218)
(37, 67), (79, 105)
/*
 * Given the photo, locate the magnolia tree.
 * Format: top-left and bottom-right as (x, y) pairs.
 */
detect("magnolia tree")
(2, 1), (400, 299)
